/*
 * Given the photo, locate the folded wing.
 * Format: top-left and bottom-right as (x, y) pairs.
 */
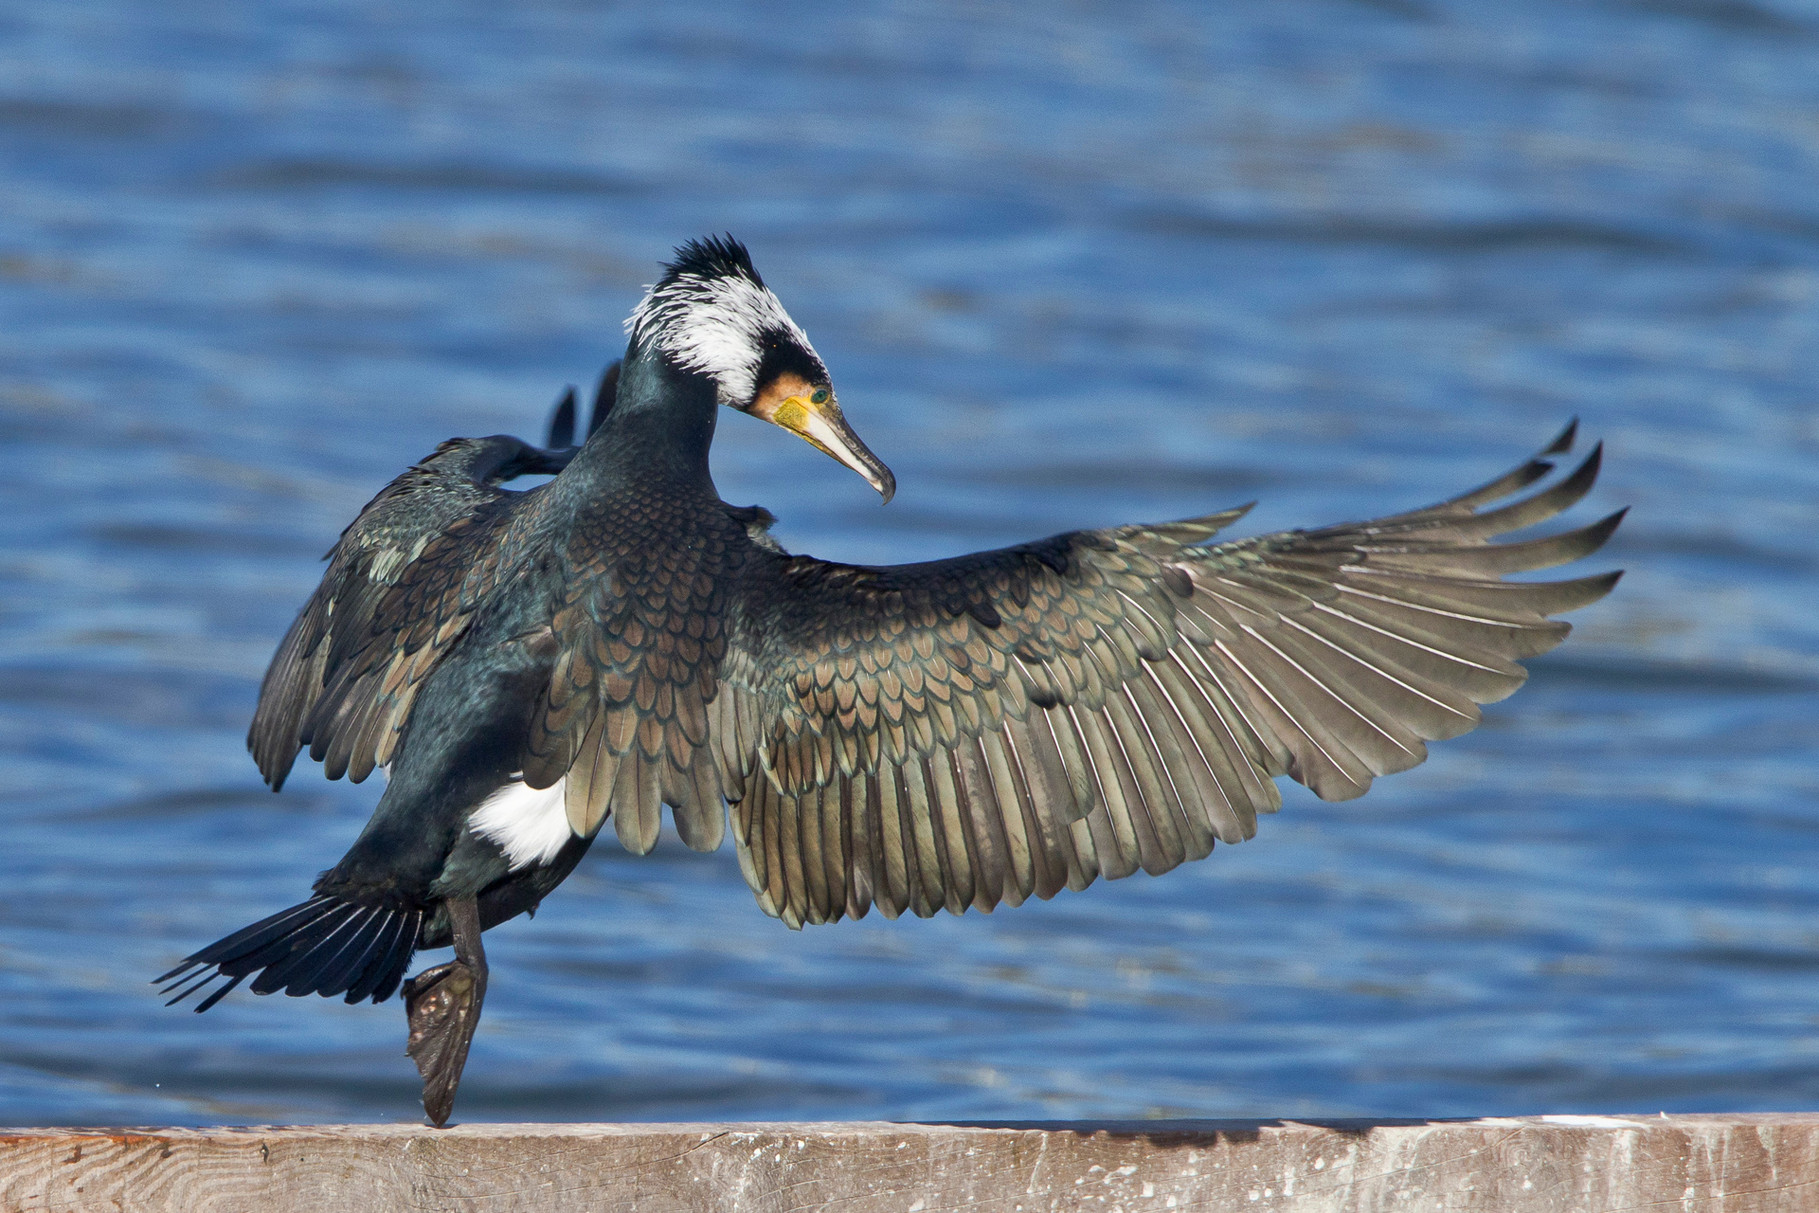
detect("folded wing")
(247, 439), (540, 789)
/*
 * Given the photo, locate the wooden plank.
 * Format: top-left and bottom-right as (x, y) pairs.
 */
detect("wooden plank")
(2, 1116), (1817, 1212)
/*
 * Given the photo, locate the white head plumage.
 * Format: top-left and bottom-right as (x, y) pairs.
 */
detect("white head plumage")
(626, 236), (825, 408)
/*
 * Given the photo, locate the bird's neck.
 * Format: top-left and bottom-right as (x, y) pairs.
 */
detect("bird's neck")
(561, 348), (719, 499)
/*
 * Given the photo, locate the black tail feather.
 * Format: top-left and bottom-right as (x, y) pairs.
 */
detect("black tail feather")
(297, 906), (386, 996)
(194, 972), (246, 1013)
(157, 896), (422, 1012)
(249, 902), (358, 995)
(160, 966), (228, 1009)
(348, 909), (419, 1004)
(262, 903), (377, 995)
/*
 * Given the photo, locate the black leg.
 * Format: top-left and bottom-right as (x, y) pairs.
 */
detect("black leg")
(403, 896), (487, 1128)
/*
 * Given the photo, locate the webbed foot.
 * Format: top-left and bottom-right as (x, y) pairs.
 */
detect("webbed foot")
(403, 897), (487, 1128)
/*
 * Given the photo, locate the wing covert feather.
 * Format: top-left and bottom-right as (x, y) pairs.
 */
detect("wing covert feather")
(247, 442), (529, 789)
(721, 438), (1621, 928)
(521, 490), (747, 856)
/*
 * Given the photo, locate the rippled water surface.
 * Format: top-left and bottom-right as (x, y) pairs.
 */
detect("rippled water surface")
(2, 0), (1817, 1126)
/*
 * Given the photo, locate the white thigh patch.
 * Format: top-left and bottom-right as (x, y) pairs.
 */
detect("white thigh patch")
(469, 776), (572, 871)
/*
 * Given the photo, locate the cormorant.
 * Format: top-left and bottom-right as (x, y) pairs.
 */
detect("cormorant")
(160, 235), (1623, 1127)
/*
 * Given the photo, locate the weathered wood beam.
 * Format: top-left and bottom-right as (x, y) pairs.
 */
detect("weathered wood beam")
(3, 1115), (1816, 1212)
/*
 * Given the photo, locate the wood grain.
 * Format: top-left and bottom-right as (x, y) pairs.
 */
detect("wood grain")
(2, 1116), (1817, 1212)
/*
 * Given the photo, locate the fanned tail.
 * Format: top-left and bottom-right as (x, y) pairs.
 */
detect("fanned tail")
(156, 896), (423, 1012)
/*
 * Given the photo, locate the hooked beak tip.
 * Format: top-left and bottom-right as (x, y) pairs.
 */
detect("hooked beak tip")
(754, 389), (896, 504)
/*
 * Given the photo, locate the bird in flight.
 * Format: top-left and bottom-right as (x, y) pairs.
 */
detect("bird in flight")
(160, 236), (1623, 1127)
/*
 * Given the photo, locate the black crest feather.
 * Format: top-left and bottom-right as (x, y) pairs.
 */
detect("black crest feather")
(661, 234), (761, 289)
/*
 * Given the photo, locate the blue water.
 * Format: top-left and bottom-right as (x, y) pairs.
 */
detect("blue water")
(1, 0), (1817, 1127)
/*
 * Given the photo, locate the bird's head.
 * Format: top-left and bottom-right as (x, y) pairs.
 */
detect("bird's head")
(627, 235), (895, 503)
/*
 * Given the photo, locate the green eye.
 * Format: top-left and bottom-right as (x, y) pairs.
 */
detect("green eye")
(810, 389), (829, 405)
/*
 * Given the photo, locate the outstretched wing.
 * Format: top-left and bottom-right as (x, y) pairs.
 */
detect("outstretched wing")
(248, 444), (527, 789)
(716, 429), (1622, 928)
